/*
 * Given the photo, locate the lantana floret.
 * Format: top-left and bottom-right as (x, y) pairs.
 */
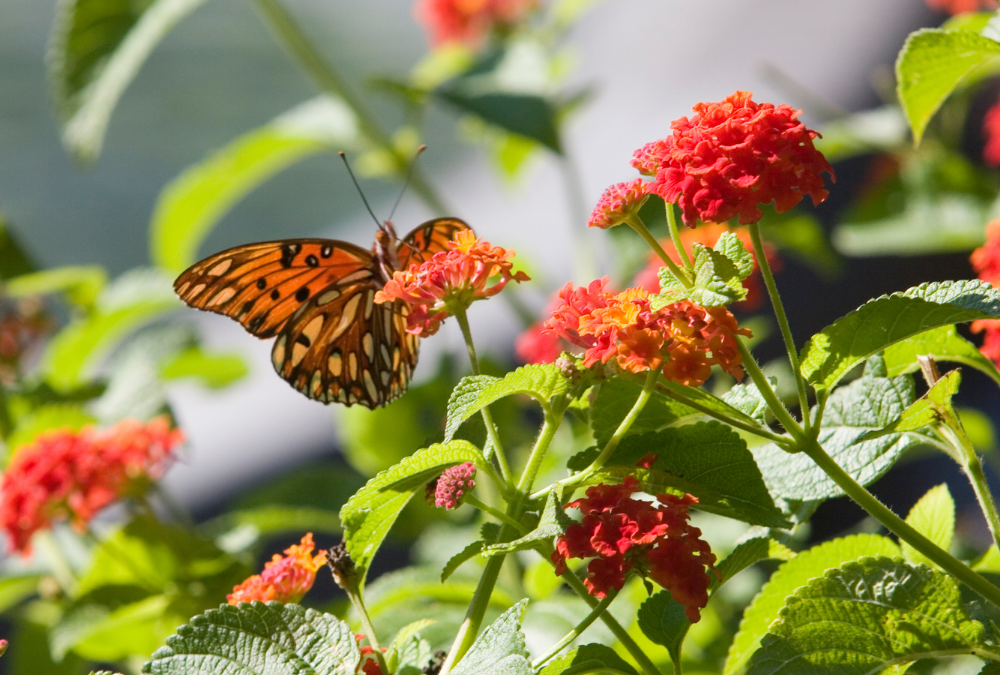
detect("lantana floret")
(227, 533), (327, 605)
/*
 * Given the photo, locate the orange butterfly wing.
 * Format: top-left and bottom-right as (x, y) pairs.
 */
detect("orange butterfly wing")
(397, 217), (471, 268)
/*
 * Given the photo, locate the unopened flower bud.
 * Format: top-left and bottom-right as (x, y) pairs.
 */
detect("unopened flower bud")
(434, 462), (477, 510)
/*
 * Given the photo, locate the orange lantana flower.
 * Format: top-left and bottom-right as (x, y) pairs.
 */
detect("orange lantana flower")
(227, 533), (328, 605)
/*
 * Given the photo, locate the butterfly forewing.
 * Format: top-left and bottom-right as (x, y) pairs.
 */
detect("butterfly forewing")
(398, 218), (470, 268)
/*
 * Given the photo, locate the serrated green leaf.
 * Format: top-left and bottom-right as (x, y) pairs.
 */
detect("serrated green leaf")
(451, 599), (531, 675)
(884, 325), (1000, 387)
(150, 97), (358, 273)
(725, 534), (901, 675)
(49, 0), (215, 161)
(653, 238), (751, 309)
(601, 422), (789, 528)
(864, 369), (960, 443)
(902, 484), (955, 568)
(387, 619), (436, 673)
(6, 404), (96, 456)
(142, 601), (360, 675)
(746, 557), (987, 675)
(721, 378), (776, 425)
(482, 490), (572, 557)
(897, 28), (1000, 145)
(158, 346), (248, 389)
(442, 540), (485, 581)
(714, 231), (755, 279)
(4, 266), (106, 309)
(752, 366), (929, 501)
(341, 440), (485, 586)
(538, 643), (638, 675)
(715, 537), (796, 586)
(800, 280), (1000, 392)
(445, 365), (568, 440)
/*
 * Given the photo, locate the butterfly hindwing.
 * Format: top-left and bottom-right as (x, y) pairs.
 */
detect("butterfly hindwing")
(397, 218), (471, 268)
(272, 282), (419, 407)
(174, 239), (374, 338)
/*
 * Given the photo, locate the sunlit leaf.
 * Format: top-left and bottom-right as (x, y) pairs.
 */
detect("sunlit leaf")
(902, 484), (955, 569)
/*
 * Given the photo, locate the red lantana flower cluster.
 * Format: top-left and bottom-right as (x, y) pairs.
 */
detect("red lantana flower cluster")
(0, 417), (183, 553)
(627, 91), (833, 228)
(587, 179), (649, 229)
(971, 220), (1000, 367)
(228, 533), (327, 605)
(541, 277), (749, 385)
(633, 223), (780, 312)
(376, 229), (529, 336)
(551, 476), (717, 622)
(414, 0), (536, 47)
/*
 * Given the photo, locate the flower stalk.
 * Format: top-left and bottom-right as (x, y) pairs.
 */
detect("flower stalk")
(665, 202), (694, 271)
(532, 585), (621, 668)
(625, 214), (691, 289)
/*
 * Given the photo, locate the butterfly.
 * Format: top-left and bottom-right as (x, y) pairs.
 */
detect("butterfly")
(174, 218), (470, 408)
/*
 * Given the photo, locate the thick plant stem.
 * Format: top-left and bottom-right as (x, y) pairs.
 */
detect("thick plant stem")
(532, 586), (620, 668)
(582, 369), (658, 476)
(249, 0), (447, 214)
(441, 415), (562, 674)
(454, 308), (513, 486)
(347, 587), (390, 675)
(665, 202), (694, 270)
(802, 438), (1000, 608)
(654, 382), (791, 445)
(748, 221), (810, 426)
(736, 340), (804, 442)
(626, 215), (691, 288)
(940, 422), (1000, 552)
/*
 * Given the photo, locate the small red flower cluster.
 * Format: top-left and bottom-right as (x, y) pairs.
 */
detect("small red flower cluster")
(971, 220), (1000, 367)
(433, 462), (477, 509)
(0, 417), (182, 553)
(376, 230), (529, 336)
(984, 97), (1000, 168)
(355, 633), (387, 675)
(629, 91), (833, 228)
(414, 0), (536, 46)
(926, 0), (997, 14)
(587, 179), (649, 229)
(541, 277), (749, 385)
(633, 223), (780, 311)
(551, 476), (716, 622)
(228, 533), (327, 605)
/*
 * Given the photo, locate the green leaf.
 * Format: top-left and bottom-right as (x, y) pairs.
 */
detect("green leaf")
(481, 490), (572, 557)
(902, 484), (956, 568)
(715, 537), (796, 587)
(53, 594), (181, 662)
(724, 534), (901, 675)
(814, 106), (909, 163)
(981, 661), (1000, 674)
(653, 235), (753, 309)
(158, 346), (248, 389)
(602, 422), (789, 528)
(49, 0), (215, 161)
(451, 599), (531, 675)
(746, 557), (987, 675)
(142, 601), (360, 675)
(441, 540), (485, 582)
(538, 643), (639, 675)
(884, 325), (1000, 386)
(800, 280), (1000, 392)
(341, 440), (485, 586)
(445, 364), (568, 440)
(752, 364), (929, 501)
(721, 378), (776, 425)
(897, 28), (1000, 145)
(41, 269), (179, 390)
(4, 266), (107, 308)
(6, 404), (96, 455)
(150, 96), (358, 273)
(0, 575), (42, 614)
(862, 369), (960, 441)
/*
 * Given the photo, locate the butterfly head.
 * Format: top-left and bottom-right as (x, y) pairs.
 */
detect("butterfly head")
(374, 220), (401, 281)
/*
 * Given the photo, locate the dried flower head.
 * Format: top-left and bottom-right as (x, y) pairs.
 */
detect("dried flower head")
(415, 0), (537, 47)
(376, 230), (529, 336)
(542, 280), (749, 386)
(634, 91), (834, 227)
(433, 462), (477, 509)
(587, 179), (649, 229)
(228, 533), (328, 605)
(551, 476), (716, 622)
(0, 417), (182, 554)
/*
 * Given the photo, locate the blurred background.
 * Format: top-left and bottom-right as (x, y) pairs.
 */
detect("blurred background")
(0, 0), (981, 528)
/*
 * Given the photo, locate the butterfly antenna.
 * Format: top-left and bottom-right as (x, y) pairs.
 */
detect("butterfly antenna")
(387, 145), (427, 222)
(339, 151), (381, 226)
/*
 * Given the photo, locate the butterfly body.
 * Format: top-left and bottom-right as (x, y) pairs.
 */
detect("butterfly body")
(174, 218), (470, 408)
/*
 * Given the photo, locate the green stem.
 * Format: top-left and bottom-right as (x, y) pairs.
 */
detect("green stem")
(748, 222), (810, 426)
(348, 588), (390, 675)
(83, 529), (160, 594)
(940, 421), (1000, 552)
(665, 202), (693, 271)
(249, 0), (447, 214)
(465, 495), (528, 534)
(532, 585), (620, 668)
(653, 382), (792, 446)
(440, 414), (563, 674)
(802, 438), (1000, 608)
(625, 214), (691, 288)
(579, 369), (658, 478)
(454, 308), (513, 486)
(736, 339), (804, 442)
